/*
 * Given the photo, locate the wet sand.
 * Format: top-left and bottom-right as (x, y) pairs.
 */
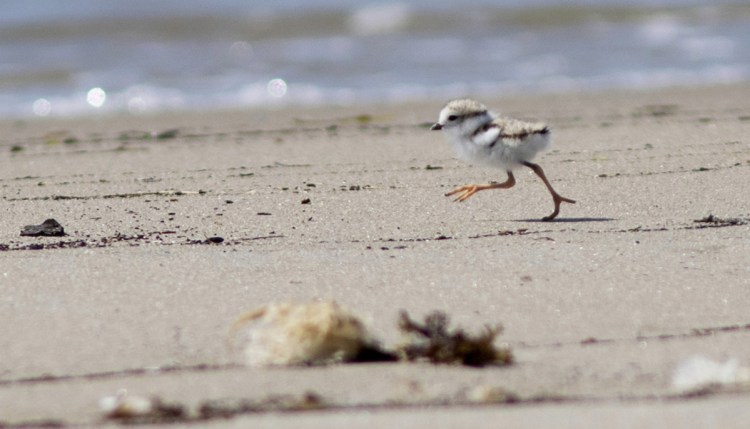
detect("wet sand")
(1, 84), (749, 427)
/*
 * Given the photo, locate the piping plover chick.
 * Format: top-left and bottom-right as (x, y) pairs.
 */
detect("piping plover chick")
(431, 98), (575, 221)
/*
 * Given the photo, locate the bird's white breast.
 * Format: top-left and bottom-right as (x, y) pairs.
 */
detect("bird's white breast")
(445, 123), (551, 171)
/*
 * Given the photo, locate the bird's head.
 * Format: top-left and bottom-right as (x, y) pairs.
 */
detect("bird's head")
(431, 99), (492, 136)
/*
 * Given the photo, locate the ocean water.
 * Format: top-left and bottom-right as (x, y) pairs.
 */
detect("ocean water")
(1, 0), (749, 117)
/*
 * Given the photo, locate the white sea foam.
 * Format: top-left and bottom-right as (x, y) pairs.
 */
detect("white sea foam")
(680, 36), (735, 61)
(638, 15), (686, 46)
(348, 3), (412, 35)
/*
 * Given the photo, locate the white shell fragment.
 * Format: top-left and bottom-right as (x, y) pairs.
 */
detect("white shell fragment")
(99, 389), (185, 422)
(466, 385), (518, 404)
(232, 301), (375, 366)
(672, 356), (750, 392)
(99, 389), (155, 418)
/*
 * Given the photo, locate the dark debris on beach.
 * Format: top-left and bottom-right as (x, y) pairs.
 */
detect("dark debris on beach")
(396, 310), (513, 367)
(20, 218), (66, 237)
(692, 214), (747, 228)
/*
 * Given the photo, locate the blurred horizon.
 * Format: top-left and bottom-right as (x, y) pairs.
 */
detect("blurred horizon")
(2, 0), (749, 117)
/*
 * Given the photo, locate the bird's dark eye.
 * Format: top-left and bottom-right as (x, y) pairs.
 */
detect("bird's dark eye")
(447, 115), (458, 121)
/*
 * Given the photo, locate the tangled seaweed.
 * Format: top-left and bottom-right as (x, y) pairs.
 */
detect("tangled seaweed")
(397, 310), (513, 367)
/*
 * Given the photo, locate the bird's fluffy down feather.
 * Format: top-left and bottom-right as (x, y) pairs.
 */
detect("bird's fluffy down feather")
(434, 99), (551, 170)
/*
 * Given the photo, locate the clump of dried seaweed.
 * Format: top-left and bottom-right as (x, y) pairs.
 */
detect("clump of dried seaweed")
(199, 391), (325, 419)
(100, 390), (325, 423)
(396, 310), (513, 367)
(232, 303), (511, 368)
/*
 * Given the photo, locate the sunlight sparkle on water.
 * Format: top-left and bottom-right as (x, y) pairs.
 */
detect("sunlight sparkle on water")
(86, 87), (107, 108)
(267, 78), (287, 98)
(32, 98), (51, 116)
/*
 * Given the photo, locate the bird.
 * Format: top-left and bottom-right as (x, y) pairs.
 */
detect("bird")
(431, 98), (575, 221)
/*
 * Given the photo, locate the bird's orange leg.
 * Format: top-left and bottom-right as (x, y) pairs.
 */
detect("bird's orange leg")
(522, 161), (575, 221)
(445, 172), (516, 202)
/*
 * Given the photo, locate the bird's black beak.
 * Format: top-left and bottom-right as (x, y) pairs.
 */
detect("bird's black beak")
(430, 123), (443, 131)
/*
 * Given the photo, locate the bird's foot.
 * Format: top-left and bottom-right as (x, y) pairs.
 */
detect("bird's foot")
(445, 185), (480, 202)
(542, 194), (576, 221)
(559, 196), (576, 204)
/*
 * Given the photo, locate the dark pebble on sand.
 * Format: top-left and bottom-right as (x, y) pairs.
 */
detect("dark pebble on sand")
(21, 219), (66, 237)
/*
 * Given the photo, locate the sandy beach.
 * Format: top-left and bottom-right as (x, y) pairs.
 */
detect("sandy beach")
(1, 84), (749, 427)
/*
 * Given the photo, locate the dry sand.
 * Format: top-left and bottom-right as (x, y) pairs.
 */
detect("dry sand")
(1, 84), (749, 427)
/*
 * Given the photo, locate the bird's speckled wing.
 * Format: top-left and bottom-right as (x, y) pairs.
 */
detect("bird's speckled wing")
(493, 117), (549, 140)
(469, 117), (549, 148)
